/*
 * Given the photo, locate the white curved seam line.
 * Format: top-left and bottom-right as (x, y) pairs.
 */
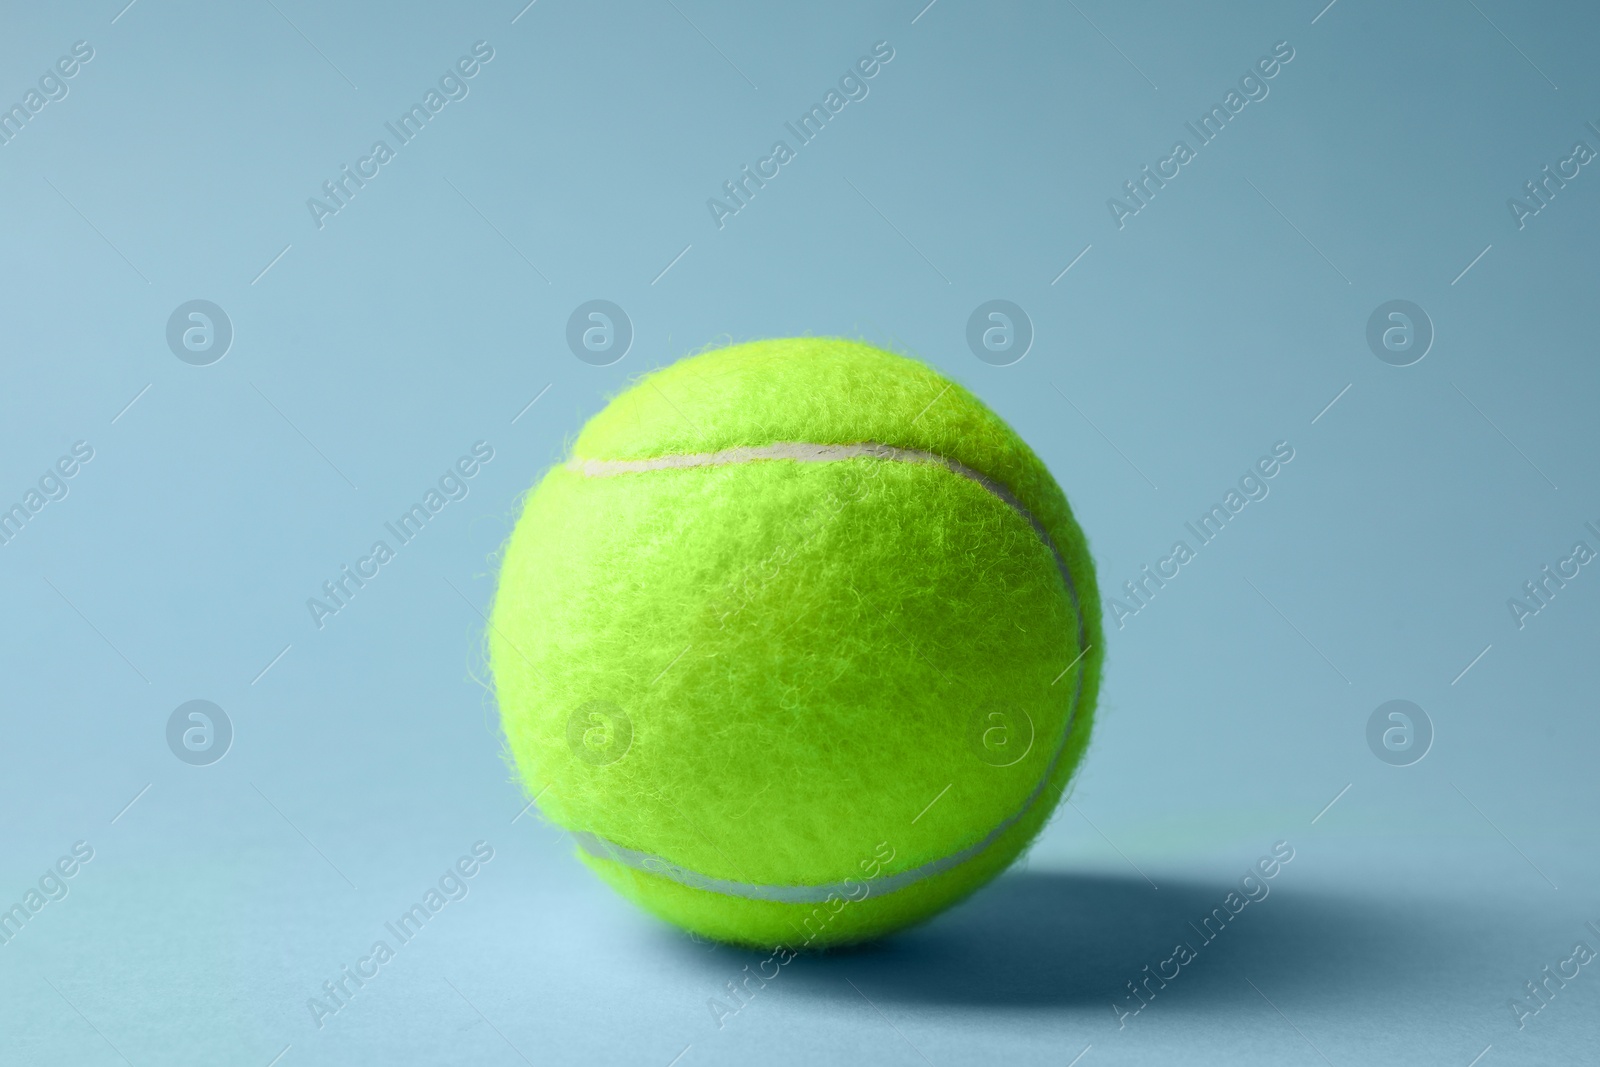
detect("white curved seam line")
(574, 441), (1077, 597)
(567, 440), (1090, 903)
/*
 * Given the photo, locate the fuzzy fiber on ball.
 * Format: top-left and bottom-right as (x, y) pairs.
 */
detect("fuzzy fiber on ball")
(490, 337), (1102, 948)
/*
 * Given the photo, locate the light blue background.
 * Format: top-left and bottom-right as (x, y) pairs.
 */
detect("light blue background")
(2, 1), (1597, 1064)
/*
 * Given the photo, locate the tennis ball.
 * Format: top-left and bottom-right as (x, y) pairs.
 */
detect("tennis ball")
(490, 338), (1101, 948)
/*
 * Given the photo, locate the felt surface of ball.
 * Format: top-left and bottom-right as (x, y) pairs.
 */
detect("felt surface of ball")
(490, 338), (1102, 948)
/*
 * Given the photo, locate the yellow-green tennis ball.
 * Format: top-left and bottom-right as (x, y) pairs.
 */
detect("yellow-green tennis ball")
(490, 338), (1101, 948)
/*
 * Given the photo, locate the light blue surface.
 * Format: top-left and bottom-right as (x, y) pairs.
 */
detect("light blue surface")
(2, 1), (1597, 1064)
